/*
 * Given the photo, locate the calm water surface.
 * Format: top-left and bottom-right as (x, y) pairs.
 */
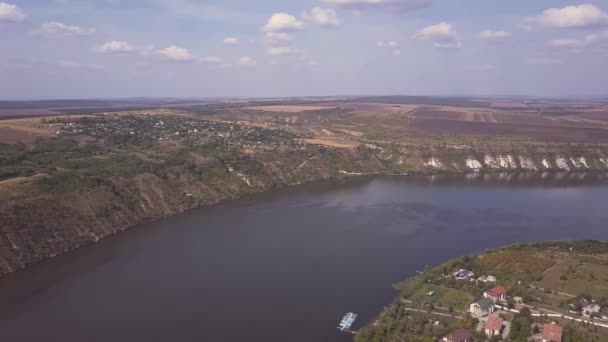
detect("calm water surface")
(1, 173), (608, 342)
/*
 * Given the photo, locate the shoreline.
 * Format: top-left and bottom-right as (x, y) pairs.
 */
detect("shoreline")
(2, 169), (608, 280)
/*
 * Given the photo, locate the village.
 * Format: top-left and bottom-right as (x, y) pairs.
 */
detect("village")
(41, 112), (299, 151)
(358, 242), (608, 342)
(439, 268), (607, 342)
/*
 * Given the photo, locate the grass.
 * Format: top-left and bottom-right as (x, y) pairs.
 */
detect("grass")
(409, 285), (473, 311)
(476, 250), (555, 282)
(536, 260), (608, 298)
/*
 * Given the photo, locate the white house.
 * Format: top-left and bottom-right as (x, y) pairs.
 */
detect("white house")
(470, 298), (495, 318)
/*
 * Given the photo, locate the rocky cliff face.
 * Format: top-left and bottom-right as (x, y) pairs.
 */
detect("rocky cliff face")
(1, 144), (608, 278)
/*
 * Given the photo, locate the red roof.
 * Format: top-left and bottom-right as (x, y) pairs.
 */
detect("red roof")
(542, 323), (563, 342)
(486, 285), (507, 297)
(445, 329), (472, 342)
(485, 315), (503, 331)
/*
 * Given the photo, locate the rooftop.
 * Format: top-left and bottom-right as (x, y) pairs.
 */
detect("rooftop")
(542, 323), (563, 342)
(444, 329), (472, 342)
(475, 298), (495, 311)
(486, 285), (507, 297)
(485, 315), (503, 331)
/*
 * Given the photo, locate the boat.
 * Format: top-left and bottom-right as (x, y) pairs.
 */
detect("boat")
(338, 312), (358, 331)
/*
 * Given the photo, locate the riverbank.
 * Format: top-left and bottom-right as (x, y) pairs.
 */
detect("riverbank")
(3, 112), (608, 279)
(355, 241), (608, 342)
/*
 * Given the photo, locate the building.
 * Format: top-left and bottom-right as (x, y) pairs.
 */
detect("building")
(442, 329), (473, 342)
(484, 285), (508, 302)
(485, 314), (504, 336)
(470, 298), (495, 318)
(583, 303), (601, 317)
(542, 323), (563, 342)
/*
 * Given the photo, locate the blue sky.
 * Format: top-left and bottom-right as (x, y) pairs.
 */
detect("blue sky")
(1, 0), (608, 99)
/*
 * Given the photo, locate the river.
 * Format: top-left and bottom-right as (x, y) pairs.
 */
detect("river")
(1, 173), (608, 341)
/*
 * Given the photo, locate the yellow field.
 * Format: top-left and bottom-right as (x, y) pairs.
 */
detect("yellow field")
(301, 138), (359, 148)
(245, 105), (335, 113)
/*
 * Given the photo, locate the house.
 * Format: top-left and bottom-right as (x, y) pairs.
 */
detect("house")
(470, 298), (495, 318)
(484, 285), (508, 302)
(542, 323), (563, 342)
(485, 314), (504, 337)
(513, 296), (523, 305)
(583, 303), (601, 317)
(442, 329), (473, 342)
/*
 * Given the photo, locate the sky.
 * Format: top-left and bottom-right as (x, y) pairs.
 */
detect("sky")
(1, 0), (608, 99)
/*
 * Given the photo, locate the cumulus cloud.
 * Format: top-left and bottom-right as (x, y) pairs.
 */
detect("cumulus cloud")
(0, 2), (25, 22)
(527, 4), (608, 29)
(478, 30), (511, 42)
(322, 0), (433, 12)
(238, 56), (257, 66)
(157, 45), (196, 62)
(302, 7), (341, 27)
(413, 22), (462, 49)
(223, 37), (239, 45)
(265, 32), (292, 44)
(263, 13), (304, 32)
(95, 41), (137, 54)
(267, 46), (292, 56)
(36, 22), (96, 39)
(551, 30), (608, 49)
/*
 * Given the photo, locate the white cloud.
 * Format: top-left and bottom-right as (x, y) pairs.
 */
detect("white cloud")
(263, 13), (304, 32)
(95, 41), (137, 54)
(322, 0), (433, 12)
(157, 45), (196, 62)
(478, 30), (511, 42)
(551, 30), (608, 49)
(264, 32), (293, 45)
(0, 2), (24, 22)
(527, 4), (608, 29)
(267, 46), (292, 56)
(238, 56), (257, 66)
(223, 37), (239, 45)
(302, 7), (341, 27)
(36, 22), (96, 39)
(414, 22), (462, 49)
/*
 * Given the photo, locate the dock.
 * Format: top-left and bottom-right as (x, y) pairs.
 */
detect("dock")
(338, 312), (358, 333)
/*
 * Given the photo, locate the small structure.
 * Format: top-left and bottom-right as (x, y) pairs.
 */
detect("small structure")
(338, 312), (357, 331)
(477, 275), (497, 283)
(485, 314), (504, 337)
(453, 269), (475, 281)
(542, 322), (563, 342)
(442, 329), (473, 342)
(513, 296), (523, 305)
(427, 290), (436, 297)
(470, 298), (495, 318)
(484, 285), (508, 302)
(583, 303), (601, 317)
